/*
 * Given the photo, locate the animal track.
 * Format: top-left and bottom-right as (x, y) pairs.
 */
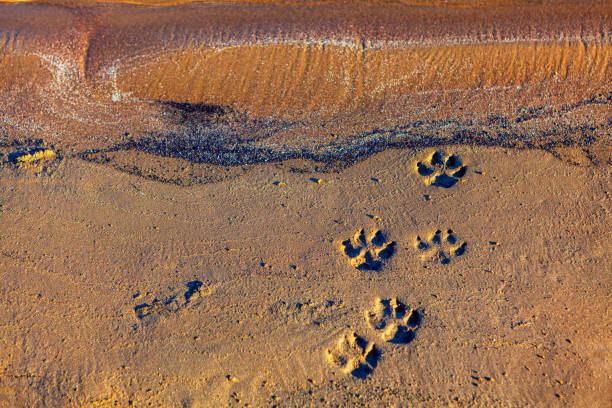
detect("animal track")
(365, 297), (421, 344)
(134, 296), (180, 319)
(415, 150), (467, 188)
(325, 299), (424, 378)
(415, 229), (467, 264)
(339, 228), (395, 271)
(325, 331), (379, 379)
(134, 280), (204, 320)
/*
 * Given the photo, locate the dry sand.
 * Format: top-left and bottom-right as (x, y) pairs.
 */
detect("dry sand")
(0, 146), (610, 407)
(0, 1), (610, 407)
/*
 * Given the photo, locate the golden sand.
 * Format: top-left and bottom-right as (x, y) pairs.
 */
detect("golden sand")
(0, 146), (610, 406)
(0, 1), (610, 406)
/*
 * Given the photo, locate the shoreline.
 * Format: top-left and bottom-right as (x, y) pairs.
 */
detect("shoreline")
(0, 1), (609, 164)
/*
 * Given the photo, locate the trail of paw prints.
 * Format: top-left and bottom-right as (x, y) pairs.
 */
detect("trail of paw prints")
(415, 229), (467, 265)
(415, 150), (467, 188)
(325, 298), (422, 379)
(339, 228), (395, 271)
(365, 297), (421, 344)
(325, 331), (379, 379)
(134, 280), (204, 320)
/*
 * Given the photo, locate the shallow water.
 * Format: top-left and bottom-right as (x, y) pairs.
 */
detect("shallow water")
(0, 1), (609, 166)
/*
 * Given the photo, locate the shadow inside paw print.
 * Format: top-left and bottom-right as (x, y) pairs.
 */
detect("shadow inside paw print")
(325, 331), (379, 379)
(416, 229), (467, 264)
(184, 280), (203, 303)
(416, 151), (467, 188)
(339, 228), (395, 271)
(365, 297), (421, 344)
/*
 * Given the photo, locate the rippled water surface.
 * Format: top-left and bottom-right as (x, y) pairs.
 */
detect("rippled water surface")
(0, 1), (609, 166)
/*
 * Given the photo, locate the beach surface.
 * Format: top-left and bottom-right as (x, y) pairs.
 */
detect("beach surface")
(0, 1), (610, 407)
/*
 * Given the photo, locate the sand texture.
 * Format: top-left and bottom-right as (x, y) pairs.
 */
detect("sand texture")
(0, 1), (610, 407)
(1, 146), (611, 407)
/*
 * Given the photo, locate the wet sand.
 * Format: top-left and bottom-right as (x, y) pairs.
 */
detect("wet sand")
(0, 1), (610, 165)
(0, 1), (610, 407)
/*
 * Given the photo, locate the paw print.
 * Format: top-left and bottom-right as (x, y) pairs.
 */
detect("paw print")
(365, 297), (421, 344)
(339, 228), (395, 271)
(415, 150), (467, 188)
(325, 331), (379, 379)
(415, 229), (467, 264)
(134, 296), (179, 319)
(134, 280), (205, 320)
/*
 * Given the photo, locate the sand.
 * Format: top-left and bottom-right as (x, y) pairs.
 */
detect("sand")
(0, 146), (610, 407)
(0, 1), (610, 159)
(0, 1), (610, 407)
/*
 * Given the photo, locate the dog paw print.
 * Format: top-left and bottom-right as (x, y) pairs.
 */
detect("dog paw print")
(325, 331), (379, 379)
(339, 228), (395, 271)
(415, 151), (467, 188)
(415, 229), (467, 264)
(365, 297), (421, 344)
